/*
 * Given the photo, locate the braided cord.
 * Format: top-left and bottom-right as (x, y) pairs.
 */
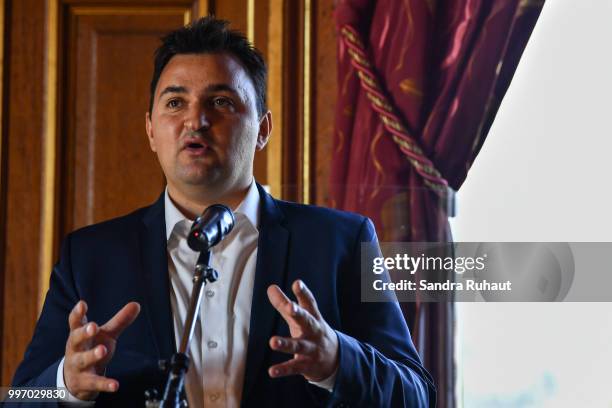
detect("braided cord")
(340, 25), (448, 195)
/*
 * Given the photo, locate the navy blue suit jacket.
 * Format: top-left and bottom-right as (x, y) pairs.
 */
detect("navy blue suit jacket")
(12, 185), (435, 407)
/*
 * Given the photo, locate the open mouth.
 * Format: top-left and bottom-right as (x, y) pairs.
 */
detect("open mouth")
(183, 141), (209, 156)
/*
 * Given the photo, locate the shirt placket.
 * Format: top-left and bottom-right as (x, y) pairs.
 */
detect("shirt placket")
(201, 241), (229, 406)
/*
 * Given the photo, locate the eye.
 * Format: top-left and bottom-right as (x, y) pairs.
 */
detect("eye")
(166, 98), (183, 109)
(212, 97), (233, 108)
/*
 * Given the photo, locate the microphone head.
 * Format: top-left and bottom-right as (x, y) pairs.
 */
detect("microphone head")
(187, 204), (235, 252)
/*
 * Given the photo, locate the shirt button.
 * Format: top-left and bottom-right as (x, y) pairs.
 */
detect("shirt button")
(210, 393), (219, 401)
(207, 340), (218, 349)
(205, 290), (215, 298)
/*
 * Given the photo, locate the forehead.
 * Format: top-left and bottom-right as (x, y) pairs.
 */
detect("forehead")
(155, 53), (254, 97)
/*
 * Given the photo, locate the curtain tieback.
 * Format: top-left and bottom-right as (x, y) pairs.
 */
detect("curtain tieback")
(340, 24), (449, 197)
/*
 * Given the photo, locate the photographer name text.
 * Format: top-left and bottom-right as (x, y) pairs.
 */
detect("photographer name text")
(372, 279), (512, 292)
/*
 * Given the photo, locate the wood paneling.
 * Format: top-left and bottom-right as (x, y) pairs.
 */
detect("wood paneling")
(266, 0), (284, 197)
(250, 0), (271, 189)
(312, 0), (336, 206)
(0, 0), (6, 384)
(212, 0), (248, 33)
(2, 0), (48, 385)
(280, 0), (307, 202)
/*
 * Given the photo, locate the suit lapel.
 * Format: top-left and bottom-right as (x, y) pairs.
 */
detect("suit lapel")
(139, 193), (176, 360)
(242, 184), (290, 404)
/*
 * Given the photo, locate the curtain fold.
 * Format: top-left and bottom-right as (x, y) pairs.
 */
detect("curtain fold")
(330, 1), (544, 406)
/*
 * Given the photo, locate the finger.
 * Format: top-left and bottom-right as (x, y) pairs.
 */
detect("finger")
(68, 301), (88, 331)
(267, 285), (317, 333)
(70, 345), (108, 371)
(267, 285), (296, 324)
(268, 358), (309, 378)
(68, 322), (99, 351)
(101, 302), (141, 339)
(267, 284), (292, 311)
(292, 280), (322, 319)
(289, 302), (319, 335)
(77, 373), (119, 393)
(269, 336), (316, 356)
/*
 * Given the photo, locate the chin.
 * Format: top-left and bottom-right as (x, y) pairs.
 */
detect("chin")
(178, 169), (225, 188)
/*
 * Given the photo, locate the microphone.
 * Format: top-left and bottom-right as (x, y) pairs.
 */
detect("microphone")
(187, 204), (235, 252)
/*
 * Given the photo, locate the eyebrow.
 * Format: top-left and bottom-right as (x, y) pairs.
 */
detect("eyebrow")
(158, 85), (188, 99)
(158, 83), (241, 99)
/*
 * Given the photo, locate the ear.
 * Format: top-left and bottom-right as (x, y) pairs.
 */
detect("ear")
(145, 111), (156, 152)
(256, 110), (273, 150)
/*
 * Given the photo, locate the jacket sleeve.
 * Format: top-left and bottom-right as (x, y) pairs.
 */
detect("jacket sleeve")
(329, 218), (436, 408)
(10, 234), (80, 406)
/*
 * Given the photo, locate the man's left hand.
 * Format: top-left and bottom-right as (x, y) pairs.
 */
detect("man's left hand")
(267, 280), (339, 382)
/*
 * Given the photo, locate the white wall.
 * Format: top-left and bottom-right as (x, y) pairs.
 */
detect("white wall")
(451, 1), (612, 406)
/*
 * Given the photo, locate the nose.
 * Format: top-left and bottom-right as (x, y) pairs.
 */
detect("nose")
(184, 104), (210, 132)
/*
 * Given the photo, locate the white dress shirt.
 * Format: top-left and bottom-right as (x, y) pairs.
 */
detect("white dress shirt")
(57, 180), (334, 406)
(165, 182), (259, 407)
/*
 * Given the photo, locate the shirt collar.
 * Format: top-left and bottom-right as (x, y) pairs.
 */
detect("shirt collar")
(235, 180), (260, 233)
(164, 180), (260, 242)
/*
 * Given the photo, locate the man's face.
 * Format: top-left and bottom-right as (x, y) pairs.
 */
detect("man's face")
(146, 53), (270, 193)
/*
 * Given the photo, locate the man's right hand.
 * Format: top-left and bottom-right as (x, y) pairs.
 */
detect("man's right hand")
(64, 300), (141, 401)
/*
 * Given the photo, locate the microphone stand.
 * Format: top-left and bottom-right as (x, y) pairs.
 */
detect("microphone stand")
(145, 250), (218, 408)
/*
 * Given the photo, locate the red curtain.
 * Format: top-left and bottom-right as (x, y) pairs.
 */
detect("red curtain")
(330, 1), (544, 406)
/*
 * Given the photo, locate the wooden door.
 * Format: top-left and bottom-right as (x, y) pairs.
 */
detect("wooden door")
(61, 7), (190, 235)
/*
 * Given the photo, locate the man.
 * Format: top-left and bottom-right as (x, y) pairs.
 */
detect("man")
(12, 17), (435, 407)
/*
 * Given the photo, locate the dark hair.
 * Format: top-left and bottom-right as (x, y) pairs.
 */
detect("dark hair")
(149, 16), (267, 116)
